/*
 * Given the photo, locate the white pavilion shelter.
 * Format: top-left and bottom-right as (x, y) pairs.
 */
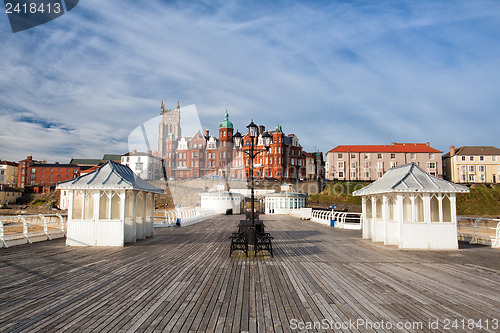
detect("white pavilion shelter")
(353, 163), (469, 250)
(57, 161), (163, 246)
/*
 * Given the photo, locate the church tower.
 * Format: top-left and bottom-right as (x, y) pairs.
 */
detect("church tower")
(158, 101), (181, 158)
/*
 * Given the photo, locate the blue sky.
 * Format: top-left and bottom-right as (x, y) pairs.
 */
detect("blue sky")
(1, 0), (499, 162)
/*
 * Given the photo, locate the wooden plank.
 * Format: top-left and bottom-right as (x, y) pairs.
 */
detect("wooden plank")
(0, 214), (500, 333)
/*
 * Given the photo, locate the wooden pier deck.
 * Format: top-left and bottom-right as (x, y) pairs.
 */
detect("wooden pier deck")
(1, 215), (499, 332)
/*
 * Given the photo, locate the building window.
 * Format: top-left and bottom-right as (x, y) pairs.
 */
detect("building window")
(338, 171), (344, 178)
(351, 154), (356, 159)
(338, 161), (344, 169)
(377, 171), (383, 178)
(480, 174), (486, 182)
(479, 165), (485, 172)
(365, 172), (370, 178)
(479, 156), (485, 161)
(338, 153), (343, 159)
(30, 174), (35, 179)
(364, 162), (370, 169)
(351, 162), (357, 169)
(430, 172), (436, 176)
(377, 162), (384, 169)
(31, 168), (36, 173)
(390, 162), (397, 168)
(461, 174), (467, 182)
(30, 181), (35, 185)
(460, 166), (466, 173)
(469, 156), (474, 161)
(377, 153), (382, 159)
(493, 156), (498, 162)
(461, 156), (466, 161)
(350, 171), (356, 178)
(469, 165), (475, 173)
(391, 153), (396, 159)
(411, 153), (416, 159)
(429, 153), (434, 159)
(469, 174), (475, 182)
(364, 153), (370, 159)
(427, 162), (436, 169)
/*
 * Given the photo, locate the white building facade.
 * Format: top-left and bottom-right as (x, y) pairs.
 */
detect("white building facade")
(121, 151), (164, 181)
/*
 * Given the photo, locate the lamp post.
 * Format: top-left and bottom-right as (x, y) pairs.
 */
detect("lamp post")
(233, 121), (272, 226)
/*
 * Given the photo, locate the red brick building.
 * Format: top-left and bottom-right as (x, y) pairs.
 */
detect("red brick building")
(162, 112), (306, 181)
(17, 155), (80, 192)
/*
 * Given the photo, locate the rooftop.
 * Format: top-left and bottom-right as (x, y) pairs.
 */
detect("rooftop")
(328, 142), (442, 154)
(443, 145), (500, 158)
(353, 162), (469, 196)
(0, 215), (499, 331)
(57, 160), (163, 193)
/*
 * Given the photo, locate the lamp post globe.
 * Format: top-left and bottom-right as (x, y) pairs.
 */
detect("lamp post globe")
(262, 131), (272, 149)
(247, 120), (258, 138)
(232, 130), (242, 149)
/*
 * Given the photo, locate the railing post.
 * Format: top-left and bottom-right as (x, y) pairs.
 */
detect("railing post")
(19, 215), (31, 244)
(470, 218), (480, 244)
(0, 218), (7, 248)
(495, 222), (500, 248)
(40, 214), (51, 240)
(56, 213), (65, 234)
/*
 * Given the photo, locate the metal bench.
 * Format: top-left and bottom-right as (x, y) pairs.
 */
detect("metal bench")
(229, 232), (248, 257)
(255, 231), (273, 257)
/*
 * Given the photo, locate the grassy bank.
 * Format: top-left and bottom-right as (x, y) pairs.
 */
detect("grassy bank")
(456, 184), (500, 217)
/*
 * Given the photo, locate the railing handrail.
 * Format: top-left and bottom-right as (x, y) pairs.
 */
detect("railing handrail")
(310, 209), (362, 230)
(1, 213), (67, 248)
(457, 216), (500, 247)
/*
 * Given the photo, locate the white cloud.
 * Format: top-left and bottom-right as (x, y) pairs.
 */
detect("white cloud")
(0, 0), (499, 162)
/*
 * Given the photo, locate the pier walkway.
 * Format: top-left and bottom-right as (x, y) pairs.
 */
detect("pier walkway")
(1, 215), (499, 332)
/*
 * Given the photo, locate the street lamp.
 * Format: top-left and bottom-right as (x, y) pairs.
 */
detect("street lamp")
(233, 121), (271, 227)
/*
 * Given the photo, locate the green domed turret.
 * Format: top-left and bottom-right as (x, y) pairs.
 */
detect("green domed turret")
(219, 110), (233, 129)
(275, 124), (282, 133)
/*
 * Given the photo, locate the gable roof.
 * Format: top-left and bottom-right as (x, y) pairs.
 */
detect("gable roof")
(328, 143), (441, 154)
(443, 146), (500, 158)
(353, 163), (469, 196)
(56, 161), (163, 193)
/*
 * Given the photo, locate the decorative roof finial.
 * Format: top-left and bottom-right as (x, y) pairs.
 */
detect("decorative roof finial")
(177, 100), (180, 109)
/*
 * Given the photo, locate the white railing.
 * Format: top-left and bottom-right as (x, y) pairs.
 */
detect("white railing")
(0, 214), (67, 248)
(310, 209), (363, 230)
(457, 216), (500, 248)
(154, 208), (218, 227)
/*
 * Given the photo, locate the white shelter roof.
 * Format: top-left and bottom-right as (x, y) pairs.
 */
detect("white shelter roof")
(56, 161), (163, 193)
(353, 162), (469, 196)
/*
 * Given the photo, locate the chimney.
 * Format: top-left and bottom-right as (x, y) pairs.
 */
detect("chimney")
(450, 145), (456, 156)
(426, 142), (430, 146)
(258, 125), (265, 135)
(27, 155), (32, 161)
(391, 142), (396, 145)
(205, 129), (210, 139)
(147, 149), (152, 155)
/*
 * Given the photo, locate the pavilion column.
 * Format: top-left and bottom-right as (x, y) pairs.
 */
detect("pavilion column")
(396, 194), (404, 249)
(120, 191), (126, 243)
(423, 193), (431, 248)
(361, 197), (368, 239)
(450, 193), (457, 225)
(371, 196), (376, 242)
(68, 190), (74, 221)
(383, 195), (389, 245)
